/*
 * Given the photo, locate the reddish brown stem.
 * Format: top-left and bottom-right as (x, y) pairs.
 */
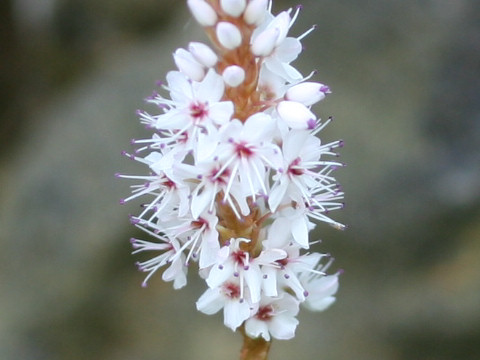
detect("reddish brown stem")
(239, 325), (272, 360)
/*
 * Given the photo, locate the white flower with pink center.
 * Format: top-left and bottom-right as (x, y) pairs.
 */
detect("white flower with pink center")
(244, 293), (300, 340)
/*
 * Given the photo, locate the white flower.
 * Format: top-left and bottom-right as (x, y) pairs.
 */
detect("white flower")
(215, 113), (282, 202)
(206, 238), (264, 303)
(244, 293), (300, 341)
(144, 69), (234, 161)
(302, 273), (339, 312)
(131, 231), (187, 289)
(154, 211), (221, 269)
(196, 277), (253, 331)
(269, 129), (339, 212)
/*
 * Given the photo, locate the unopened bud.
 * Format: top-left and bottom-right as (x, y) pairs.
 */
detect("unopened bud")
(216, 22), (242, 49)
(277, 100), (316, 130)
(285, 82), (330, 106)
(222, 65), (245, 87)
(187, 0), (218, 27)
(251, 27), (279, 57)
(220, 0), (246, 17)
(173, 48), (205, 82)
(244, 0), (268, 25)
(188, 42), (218, 68)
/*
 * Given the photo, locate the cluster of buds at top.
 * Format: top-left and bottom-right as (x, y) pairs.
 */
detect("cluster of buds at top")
(119, 0), (344, 342)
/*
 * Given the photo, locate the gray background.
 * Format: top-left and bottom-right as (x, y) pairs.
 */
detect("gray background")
(1, 0), (479, 359)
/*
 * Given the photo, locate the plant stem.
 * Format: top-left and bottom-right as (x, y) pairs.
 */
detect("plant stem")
(239, 325), (272, 360)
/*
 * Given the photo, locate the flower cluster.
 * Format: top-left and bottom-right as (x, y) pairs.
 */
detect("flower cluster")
(119, 0), (344, 342)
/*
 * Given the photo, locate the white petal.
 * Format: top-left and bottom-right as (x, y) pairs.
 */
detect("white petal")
(191, 186), (214, 219)
(196, 68), (225, 102)
(208, 101), (234, 125)
(261, 267), (278, 297)
(269, 314), (298, 340)
(207, 261), (234, 288)
(268, 179), (288, 212)
(275, 37), (302, 63)
(196, 288), (224, 314)
(282, 130), (310, 160)
(224, 300), (251, 330)
(291, 216), (309, 248)
(243, 112), (276, 143)
(244, 266), (262, 303)
(166, 71), (193, 103)
(245, 317), (270, 340)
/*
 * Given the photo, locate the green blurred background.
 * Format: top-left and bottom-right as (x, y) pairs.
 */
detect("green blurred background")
(1, 0), (479, 359)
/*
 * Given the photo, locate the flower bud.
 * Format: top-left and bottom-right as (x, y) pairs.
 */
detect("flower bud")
(244, 0), (268, 25)
(222, 65), (245, 87)
(188, 42), (218, 68)
(285, 82), (330, 106)
(173, 48), (205, 82)
(251, 27), (279, 57)
(277, 100), (316, 130)
(220, 0), (246, 17)
(187, 0), (217, 27)
(216, 22), (242, 49)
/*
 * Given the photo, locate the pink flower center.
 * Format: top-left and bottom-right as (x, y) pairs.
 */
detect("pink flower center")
(208, 166), (231, 185)
(235, 142), (254, 158)
(189, 102), (208, 121)
(191, 217), (208, 229)
(287, 157), (304, 176)
(222, 282), (241, 299)
(255, 305), (274, 321)
(232, 250), (247, 266)
(160, 175), (176, 189)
